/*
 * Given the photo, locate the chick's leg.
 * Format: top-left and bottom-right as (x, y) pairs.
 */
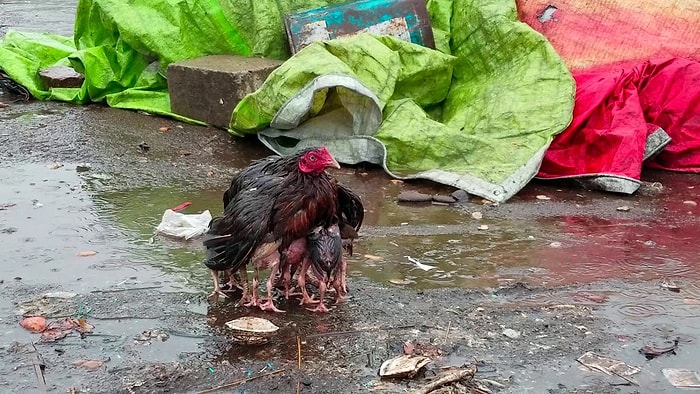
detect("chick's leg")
(309, 280), (329, 313)
(298, 257), (318, 306)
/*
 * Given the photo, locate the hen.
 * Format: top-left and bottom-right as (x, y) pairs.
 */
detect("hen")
(203, 147), (342, 305)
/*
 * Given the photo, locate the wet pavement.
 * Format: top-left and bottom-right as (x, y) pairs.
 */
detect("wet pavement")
(2, 2), (700, 393)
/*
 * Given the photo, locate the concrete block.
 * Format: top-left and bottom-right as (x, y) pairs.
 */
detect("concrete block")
(167, 55), (283, 129)
(38, 66), (84, 89)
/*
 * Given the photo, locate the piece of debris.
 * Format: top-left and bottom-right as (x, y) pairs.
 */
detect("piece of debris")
(398, 190), (432, 203)
(414, 364), (482, 394)
(155, 209), (212, 239)
(477, 224), (489, 230)
(364, 254), (383, 261)
(46, 162), (64, 170)
(683, 200), (698, 207)
(134, 329), (170, 344)
(138, 141), (151, 153)
(662, 368), (700, 388)
(616, 205), (630, 212)
(72, 359), (104, 371)
(20, 316), (47, 333)
(549, 241), (562, 248)
(502, 328), (521, 339)
(33, 200), (43, 208)
(661, 279), (681, 293)
(379, 354), (430, 378)
(390, 179), (404, 185)
(76, 250), (97, 257)
(389, 279), (411, 285)
(471, 211), (483, 220)
(639, 338), (679, 360)
(536, 195), (551, 200)
(40, 318), (94, 343)
(577, 352), (639, 384)
(170, 201), (192, 212)
(0, 203), (17, 210)
(406, 256), (436, 271)
(225, 316), (279, 345)
(159, 126), (170, 132)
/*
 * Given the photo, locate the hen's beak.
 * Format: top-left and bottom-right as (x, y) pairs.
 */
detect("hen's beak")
(327, 157), (341, 169)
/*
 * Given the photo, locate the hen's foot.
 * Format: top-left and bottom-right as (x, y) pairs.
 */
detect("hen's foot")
(307, 302), (330, 313)
(259, 299), (285, 313)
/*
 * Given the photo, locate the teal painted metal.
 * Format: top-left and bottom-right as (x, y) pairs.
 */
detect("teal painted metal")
(284, 0), (435, 54)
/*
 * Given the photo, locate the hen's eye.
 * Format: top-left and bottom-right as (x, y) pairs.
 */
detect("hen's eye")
(309, 155), (316, 162)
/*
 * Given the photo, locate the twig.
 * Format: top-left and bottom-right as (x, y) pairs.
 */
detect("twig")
(304, 324), (415, 339)
(30, 344), (47, 393)
(444, 321), (451, 344)
(414, 364), (477, 394)
(195, 368), (286, 394)
(297, 335), (302, 369)
(90, 286), (163, 293)
(479, 378), (506, 388)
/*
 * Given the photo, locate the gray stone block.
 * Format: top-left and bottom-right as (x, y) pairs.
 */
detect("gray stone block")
(38, 66), (84, 89)
(167, 55), (283, 129)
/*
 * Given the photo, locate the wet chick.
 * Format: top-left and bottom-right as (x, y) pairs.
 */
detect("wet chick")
(298, 224), (346, 313)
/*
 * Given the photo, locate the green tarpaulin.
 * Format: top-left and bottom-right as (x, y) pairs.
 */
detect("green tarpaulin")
(0, 0), (574, 202)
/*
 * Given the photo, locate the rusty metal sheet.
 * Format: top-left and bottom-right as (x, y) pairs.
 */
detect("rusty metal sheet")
(284, 0), (435, 54)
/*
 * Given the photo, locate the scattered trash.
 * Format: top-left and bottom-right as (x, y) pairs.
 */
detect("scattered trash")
(662, 368), (700, 388)
(76, 250), (97, 257)
(398, 190), (432, 203)
(661, 279), (681, 293)
(683, 200), (698, 207)
(72, 359), (104, 371)
(639, 338), (679, 360)
(477, 224), (489, 230)
(414, 364), (483, 394)
(471, 211), (483, 219)
(577, 352), (639, 385)
(20, 316), (47, 333)
(616, 205), (630, 212)
(536, 195), (551, 200)
(134, 329), (170, 344)
(0, 203), (17, 210)
(38, 318), (94, 343)
(406, 256), (436, 271)
(225, 316), (279, 345)
(46, 162), (64, 169)
(502, 328), (521, 339)
(379, 354), (430, 378)
(138, 141), (151, 152)
(155, 209), (212, 240)
(170, 201), (192, 212)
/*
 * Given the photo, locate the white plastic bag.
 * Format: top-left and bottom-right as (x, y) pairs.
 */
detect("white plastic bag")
(155, 209), (212, 240)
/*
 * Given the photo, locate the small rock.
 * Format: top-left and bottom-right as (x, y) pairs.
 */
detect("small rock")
(38, 66), (85, 89)
(138, 142), (151, 153)
(47, 162), (64, 170)
(536, 195), (551, 200)
(683, 200), (697, 207)
(471, 211), (483, 220)
(159, 126), (170, 132)
(502, 328), (521, 339)
(477, 224), (488, 230)
(451, 189), (469, 201)
(432, 194), (456, 204)
(397, 191), (432, 203)
(617, 205), (630, 212)
(76, 163), (91, 172)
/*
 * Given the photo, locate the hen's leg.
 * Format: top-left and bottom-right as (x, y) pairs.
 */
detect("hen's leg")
(332, 262), (348, 304)
(259, 262), (285, 313)
(309, 280), (329, 313)
(207, 270), (228, 301)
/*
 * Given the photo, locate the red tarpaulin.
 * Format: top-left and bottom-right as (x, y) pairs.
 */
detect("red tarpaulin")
(537, 58), (700, 192)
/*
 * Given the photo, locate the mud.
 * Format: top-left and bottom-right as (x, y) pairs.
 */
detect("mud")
(2, 3), (700, 393)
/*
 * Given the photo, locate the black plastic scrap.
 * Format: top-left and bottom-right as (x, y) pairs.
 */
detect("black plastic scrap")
(639, 337), (680, 360)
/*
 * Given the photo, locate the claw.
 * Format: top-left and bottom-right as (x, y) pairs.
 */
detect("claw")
(307, 302), (330, 313)
(259, 299), (285, 313)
